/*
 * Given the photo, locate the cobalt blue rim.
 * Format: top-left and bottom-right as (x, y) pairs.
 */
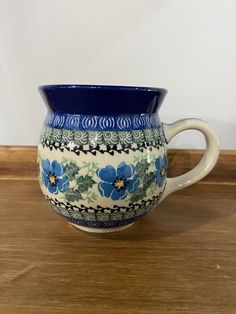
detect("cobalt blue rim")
(39, 84), (167, 115)
(44, 111), (161, 131)
(39, 84), (167, 93)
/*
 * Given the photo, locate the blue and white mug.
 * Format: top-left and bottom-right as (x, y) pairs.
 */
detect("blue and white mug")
(38, 85), (219, 233)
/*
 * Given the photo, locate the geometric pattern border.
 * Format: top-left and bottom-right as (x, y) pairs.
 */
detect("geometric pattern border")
(41, 126), (166, 147)
(41, 139), (165, 156)
(45, 191), (163, 228)
(45, 111), (161, 131)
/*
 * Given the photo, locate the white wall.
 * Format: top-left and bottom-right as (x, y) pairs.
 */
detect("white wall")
(0, 0), (235, 148)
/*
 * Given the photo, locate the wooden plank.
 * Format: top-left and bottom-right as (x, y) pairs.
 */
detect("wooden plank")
(0, 146), (235, 184)
(0, 180), (235, 313)
(167, 149), (236, 185)
(0, 146), (37, 180)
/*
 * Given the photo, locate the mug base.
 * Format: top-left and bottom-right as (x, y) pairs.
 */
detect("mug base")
(71, 222), (134, 233)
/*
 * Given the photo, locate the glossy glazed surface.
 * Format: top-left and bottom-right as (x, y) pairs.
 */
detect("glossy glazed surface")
(38, 84), (220, 232)
(39, 84), (167, 115)
(38, 118), (167, 229)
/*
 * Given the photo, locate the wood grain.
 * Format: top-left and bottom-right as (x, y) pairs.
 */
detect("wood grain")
(167, 149), (236, 185)
(0, 146), (37, 180)
(0, 146), (236, 313)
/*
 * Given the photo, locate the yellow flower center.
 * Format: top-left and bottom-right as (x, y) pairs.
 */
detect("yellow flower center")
(114, 178), (125, 189)
(48, 174), (57, 185)
(161, 167), (165, 177)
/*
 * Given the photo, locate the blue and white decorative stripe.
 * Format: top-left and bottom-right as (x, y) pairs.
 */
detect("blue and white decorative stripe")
(44, 112), (161, 131)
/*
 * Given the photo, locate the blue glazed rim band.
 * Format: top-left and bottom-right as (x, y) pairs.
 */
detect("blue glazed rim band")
(39, 84), (168, 115)
(39, 84), (167, 92)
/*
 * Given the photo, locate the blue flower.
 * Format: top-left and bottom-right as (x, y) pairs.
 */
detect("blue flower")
(41, 159), (69, 194)
(97, 162), (140, 200)
(155, 155), (167, 187)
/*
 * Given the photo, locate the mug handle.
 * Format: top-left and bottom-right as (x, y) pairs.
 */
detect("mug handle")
(162, 118), (220, 199)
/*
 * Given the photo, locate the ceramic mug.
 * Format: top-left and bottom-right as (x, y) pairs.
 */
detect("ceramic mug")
(38, 85), (219, 233)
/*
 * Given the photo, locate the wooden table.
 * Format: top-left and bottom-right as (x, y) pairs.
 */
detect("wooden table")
(0, 148), (236, 313)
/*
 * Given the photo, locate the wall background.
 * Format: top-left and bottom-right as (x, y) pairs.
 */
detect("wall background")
(0, 0), (235, 148)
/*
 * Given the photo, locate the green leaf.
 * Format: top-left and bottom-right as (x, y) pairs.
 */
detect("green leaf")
(129, 187), (146, 203)
(84, 191), (98, 203)
(143, 172), (156, 190)
(149, 182), (157, 195)
(148, 154), (157, 167)
(64, 188), (83, 202)
(135, 159), (149, 177)
(77, 175), (96, 193)
(132, 155), (141, 163)
(82, 161), (99, 176)
(82, 162), (90, 168)
(64, 161), (80, 181)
